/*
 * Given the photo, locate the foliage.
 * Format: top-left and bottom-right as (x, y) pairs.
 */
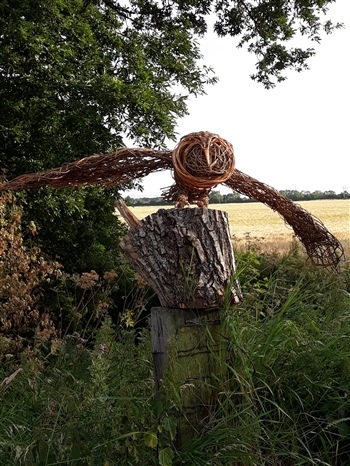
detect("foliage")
(0, 0), (215, 178)
(0, 319), (155, 466)
(279, 189), (350, 201)
(1, 247), (350, 465)
(21, 187), (128, 275)
(0, 190), (61, 359)
(0, 189), (147, 362)
(176, 249), (350, 465)
(126, 188), (350, 206)
(0, 0), (216, 276)
(0, 2), (347, 461)
(214, 0), (343, 88)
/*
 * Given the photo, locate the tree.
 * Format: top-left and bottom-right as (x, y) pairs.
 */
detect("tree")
(0, 0), (342, 273)
(209, 190), (223, 204)
(0, 1), (342, 176)
(0, 0), (217, 177)
(213, 0), (342, 88)
(0, 0), (212, 274)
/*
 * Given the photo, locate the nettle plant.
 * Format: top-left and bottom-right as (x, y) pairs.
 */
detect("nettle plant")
(0, 191), (61, 359)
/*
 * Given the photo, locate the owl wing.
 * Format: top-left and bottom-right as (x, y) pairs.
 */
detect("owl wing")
(225, 169), (345, 272)
(0, 148), (173, 191)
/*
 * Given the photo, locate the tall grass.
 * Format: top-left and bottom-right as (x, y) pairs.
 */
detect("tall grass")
(176, 248), (350, 465)
(0, 320), (156, 465)
(1, 246), (350, 465)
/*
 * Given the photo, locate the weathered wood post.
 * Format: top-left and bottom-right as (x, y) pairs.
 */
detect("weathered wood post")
(116, 200), (242, 446)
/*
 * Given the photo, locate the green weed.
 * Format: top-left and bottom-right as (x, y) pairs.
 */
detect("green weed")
(1, 245), (350, 465)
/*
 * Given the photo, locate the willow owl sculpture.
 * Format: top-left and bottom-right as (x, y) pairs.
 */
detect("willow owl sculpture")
(0, 131), (344, 271)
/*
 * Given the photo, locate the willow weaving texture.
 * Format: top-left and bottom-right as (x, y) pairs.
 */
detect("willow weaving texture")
(0, 131), (344, 271)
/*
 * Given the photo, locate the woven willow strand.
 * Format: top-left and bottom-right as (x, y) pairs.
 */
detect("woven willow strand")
(225, 170), (345, 271)
(0, 132), (344, 271)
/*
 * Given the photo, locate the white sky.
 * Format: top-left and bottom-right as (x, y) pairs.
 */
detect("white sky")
(123, 0), (350, 197)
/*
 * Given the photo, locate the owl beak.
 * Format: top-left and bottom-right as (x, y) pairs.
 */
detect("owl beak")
(204, 147), (211, 167)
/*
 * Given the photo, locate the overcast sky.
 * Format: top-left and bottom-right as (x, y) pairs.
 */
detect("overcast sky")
(124, 0), (350, 198)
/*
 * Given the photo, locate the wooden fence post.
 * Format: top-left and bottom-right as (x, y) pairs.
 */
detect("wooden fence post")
(151, 306), (224, 446)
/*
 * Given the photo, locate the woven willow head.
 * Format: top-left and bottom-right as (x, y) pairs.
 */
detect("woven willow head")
(171, 131), (235, 207)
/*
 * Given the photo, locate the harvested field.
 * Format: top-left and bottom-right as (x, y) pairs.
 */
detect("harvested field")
(122, 199), (350, 259)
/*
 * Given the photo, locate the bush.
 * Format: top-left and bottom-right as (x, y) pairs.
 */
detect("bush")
(21, 187), (128, 276)
(0, 191), (61, 359)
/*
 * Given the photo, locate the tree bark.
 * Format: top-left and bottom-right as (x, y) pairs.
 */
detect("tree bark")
(117, 205), (242, 309)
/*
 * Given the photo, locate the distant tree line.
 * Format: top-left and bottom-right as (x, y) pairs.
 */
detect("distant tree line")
(124, 189), (350, 206)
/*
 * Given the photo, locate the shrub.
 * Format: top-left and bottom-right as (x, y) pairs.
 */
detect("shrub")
(0, 191), (61, 359)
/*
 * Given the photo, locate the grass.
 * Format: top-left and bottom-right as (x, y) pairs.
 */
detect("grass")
(1, 246), (350, 465)
(175, 249), (350, 465)
(1, 196), (350, 465)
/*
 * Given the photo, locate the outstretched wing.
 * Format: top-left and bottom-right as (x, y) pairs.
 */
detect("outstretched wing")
(0, 148), (173, 191)
(225, 169), (345, 272)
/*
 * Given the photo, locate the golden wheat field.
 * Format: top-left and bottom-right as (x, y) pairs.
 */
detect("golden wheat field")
(122, 199), (350, 257)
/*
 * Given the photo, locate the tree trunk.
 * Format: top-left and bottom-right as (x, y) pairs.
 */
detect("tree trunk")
(117, 204), (242, 309)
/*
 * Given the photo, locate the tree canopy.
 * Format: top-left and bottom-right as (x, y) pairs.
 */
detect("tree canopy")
(0, 0), (342, 178)
(0, 0), (217, 178)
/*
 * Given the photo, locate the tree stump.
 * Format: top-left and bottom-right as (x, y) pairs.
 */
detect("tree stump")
(117, 203), (242, 309)
(116, 201), (242, 446)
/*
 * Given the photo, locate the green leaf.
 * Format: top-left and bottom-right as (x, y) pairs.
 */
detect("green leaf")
(161, 416), (177, 441)
(151, 397), (164, 418)
(158, 447), (174, 466)
(337, 422), (350, 438)
(144, 431), (158, 448)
